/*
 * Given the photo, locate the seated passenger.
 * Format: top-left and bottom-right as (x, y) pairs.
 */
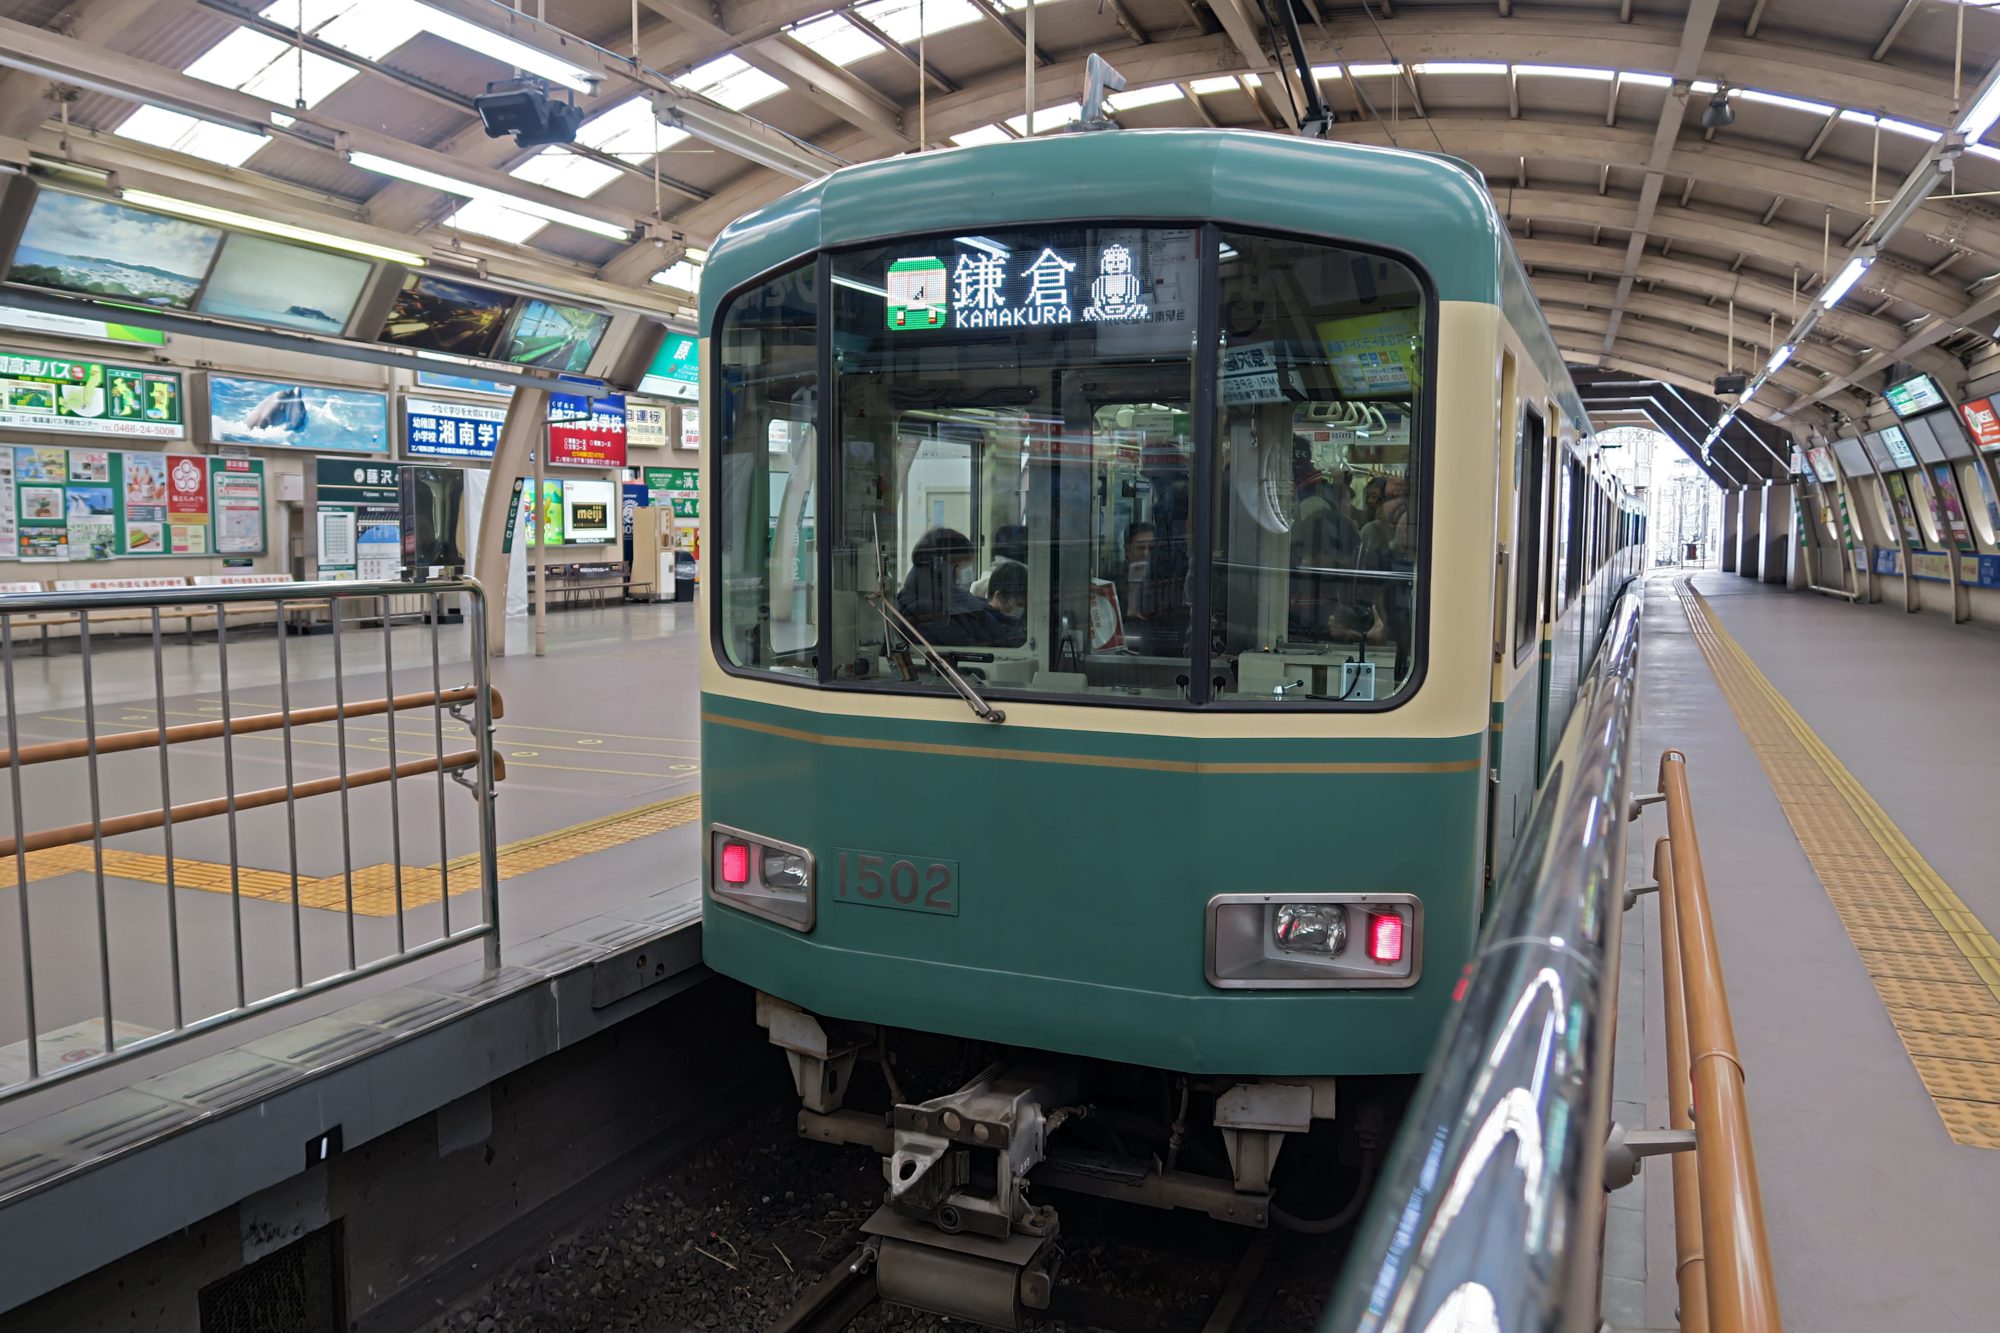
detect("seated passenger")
(897, 527), (1013, 647)
(970, 524), (1029, 599)
(983, 560), (1029, 648)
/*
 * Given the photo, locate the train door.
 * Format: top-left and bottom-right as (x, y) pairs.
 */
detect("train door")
(1490, 394), (1547, 888)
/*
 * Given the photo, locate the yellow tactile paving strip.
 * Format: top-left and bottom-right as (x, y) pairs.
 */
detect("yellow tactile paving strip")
(1680, 581), (2000, 1149)
(3, 793), (703, 919)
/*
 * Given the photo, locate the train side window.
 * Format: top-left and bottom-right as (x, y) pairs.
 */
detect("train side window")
(714, 261), (820, 676)
(1512, 407), (1545, 662)
(1561, 456), (1585, 605)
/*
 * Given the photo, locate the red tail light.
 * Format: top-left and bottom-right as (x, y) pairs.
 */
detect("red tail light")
(720, 841), (751, 885)
(1366, 912), (1405, 965)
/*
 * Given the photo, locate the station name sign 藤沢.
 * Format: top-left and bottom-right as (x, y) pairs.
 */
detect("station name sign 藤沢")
(887, 239), (1165, 331)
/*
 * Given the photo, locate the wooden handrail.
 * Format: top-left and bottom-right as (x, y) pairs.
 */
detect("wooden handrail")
(0, 750), (506, 859)
(1660, 749), (1783, 1333)
(1655, 835), (1709, 1333)
(0, 685), (504, 769)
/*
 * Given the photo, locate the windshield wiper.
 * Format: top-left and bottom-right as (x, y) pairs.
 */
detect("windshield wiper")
(866, 591), (1007, 725)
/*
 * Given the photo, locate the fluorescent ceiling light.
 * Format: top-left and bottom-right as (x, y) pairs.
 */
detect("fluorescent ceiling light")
(1619, 71), (1672, 88)
(122, 189), (425, 265)
(113, 106), (267, 168)
(1412, 62), (1509, 76)
(1737, 88), (1834, 117)
(1817, 252), (1873, 308)
(1957, 73), (2000, 140)
(1107, 84), (1182, 111)
(1346, 63), (1401, 78)
(684, 247), (708, 262)
(950, 124), (1012, 147)
(1690, 80), (1719, 94)
(348, 150), (629, 240)
(413, 4), (599, 93)
(1514, 64), (1616, 81)
(1766, 344), (1794, 374)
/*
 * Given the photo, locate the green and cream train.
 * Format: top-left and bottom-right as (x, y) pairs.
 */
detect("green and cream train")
(697, 127), (1642, 1308)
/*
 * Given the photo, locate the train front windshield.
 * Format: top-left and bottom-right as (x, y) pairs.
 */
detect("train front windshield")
(714, 226), (1428, 707)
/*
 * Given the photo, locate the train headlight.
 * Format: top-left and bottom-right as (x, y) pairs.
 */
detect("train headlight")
(1273, 903), (1346, 955)
(1206, 893), (1420, 989)
(708, 824), (815, 931)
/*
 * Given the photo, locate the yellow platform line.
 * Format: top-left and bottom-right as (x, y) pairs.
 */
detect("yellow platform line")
(1, 793), (704, 919)
(1680, 581), (2000, 1149)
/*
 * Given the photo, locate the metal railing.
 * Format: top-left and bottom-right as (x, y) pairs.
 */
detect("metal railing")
(1320, 591), (1781, 1331)
(0, 579), (503, 1097)
(1654, 751), (1783, 1333)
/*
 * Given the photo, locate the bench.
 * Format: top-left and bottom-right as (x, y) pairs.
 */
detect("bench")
(0, 577), (331, 654)
(528, 564), (654, 610)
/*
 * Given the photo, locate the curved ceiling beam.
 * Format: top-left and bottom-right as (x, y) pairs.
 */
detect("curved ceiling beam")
(1534, 279), (1868, 380)
(1547, 309), (1869, 417)
(1558, 337), (1809, 433)
(1499, 186), (1973, 318)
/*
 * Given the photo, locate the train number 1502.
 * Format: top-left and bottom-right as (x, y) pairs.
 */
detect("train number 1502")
(832, 849), (959, 917)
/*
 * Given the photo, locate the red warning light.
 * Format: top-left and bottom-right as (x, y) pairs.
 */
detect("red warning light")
(1366, 912), (1405, 965)
(720, 841), (751, 885)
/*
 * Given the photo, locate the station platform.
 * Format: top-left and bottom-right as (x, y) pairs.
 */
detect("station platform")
(1618, 570), (2000, 1331)
(0, 600), (711, 1318)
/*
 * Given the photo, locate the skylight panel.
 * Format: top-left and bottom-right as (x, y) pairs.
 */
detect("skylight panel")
(184, 26), (357, 108)
(680, 54), (786, 111)
(789, 14), (884, 67)
(575, 97), (690, 159)
(510, 148), (622, 197)
(951, 124), (1013, 147)
(113, 106), (267, 168)
(1106, 84), (1181, 111)
(278, 0), (427, 62)
(1189, 76), (1239, 95)
(1619, 71), (1672, 88)
(1346, 63), (1401, 78)
(851, 0), (983, 44)
(445, 197), (548, 245)
(1410, 62), (1509, 76)
(1006, 102), (1080, 135)
(652, 259), (704, 292)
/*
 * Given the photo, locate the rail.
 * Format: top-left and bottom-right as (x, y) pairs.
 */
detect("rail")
(0, 578), (504, 1098)
(1654, 750), (1783, 1332)
(1320, 589), (1781, 1331)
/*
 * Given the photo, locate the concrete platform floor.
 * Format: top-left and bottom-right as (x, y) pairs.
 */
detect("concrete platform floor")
(0, 600), (704, 1127)
(1624, 570), (2000, 1332)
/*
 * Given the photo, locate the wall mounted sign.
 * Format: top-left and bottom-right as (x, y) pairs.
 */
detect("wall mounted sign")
(637, 331), (700, 400)
(1958, 398), (2000, 452)
(1883, 373), (1947, 419)
(0, 349), (183, 439)
(1878, 425), (1917, 469)
(0, 308), (165, 345)
(405, 395), (508, 460)
(627, 400), (668, 448)
(208, 374), (390, 453)
(547, 391), (625, 467)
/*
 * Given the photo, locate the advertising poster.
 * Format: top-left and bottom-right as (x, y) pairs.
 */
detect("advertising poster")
(1883, 474), (1925, 546)
(622, 482), (647, 563)
(122, 451), (167, 555)
(313, 459), (401, 579)
(626, 401), (668, 449)
(1929, 463), (1974, 551)
(208, 375), (390, 453)
(0, 349), (184, 439)
(0, 451), (14, 559)
(563, 478), (616, 544)
(167, 455), (209, 554)
(1959, 398), (2000, 452)
(523, 479), (568, 547)
(210, 460), (266, 554)
(66, 482), (116, 561)
(196, 233), (371, 336)
(680, 412), (701, 452)
(547, 392), (626, 468)
(405, 396), (507, 460)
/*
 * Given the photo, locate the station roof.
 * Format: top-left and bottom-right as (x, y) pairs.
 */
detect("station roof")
(3, 0), (1997, 480)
